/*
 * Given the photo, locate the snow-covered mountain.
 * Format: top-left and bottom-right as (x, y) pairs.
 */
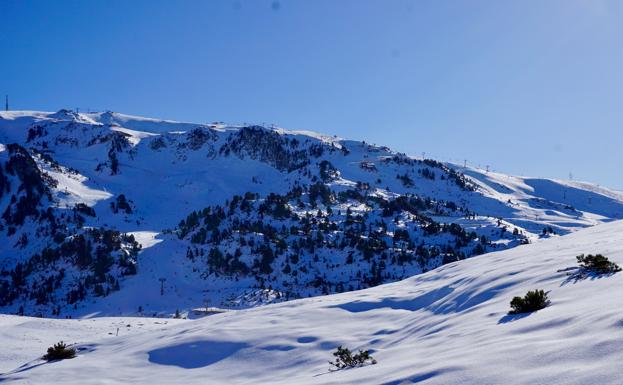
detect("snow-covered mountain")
(2, 217), (623, 384)
(1, 110), (622, 317)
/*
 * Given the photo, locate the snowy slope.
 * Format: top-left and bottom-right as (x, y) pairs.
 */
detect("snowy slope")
(2, 220), (623, 384)
(1, 109), (623, 317)
(460, 166), (623, 230)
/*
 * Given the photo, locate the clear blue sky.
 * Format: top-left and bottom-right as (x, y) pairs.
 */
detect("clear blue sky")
(1, 0), (622, 188)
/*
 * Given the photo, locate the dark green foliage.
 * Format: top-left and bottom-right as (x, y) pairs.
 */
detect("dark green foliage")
(220, 126), (328, 172)
(1, 144), (51, 226)
(108, 149), (119, 175)
(329, 346), (376, 370)
(43, 341), (76, 361)
(111, 194), (132, 214)
(149, 136), (167, 150)
(576, 254), (621, 274)
(396, 173), (414, 187)
(179, 206), (225, 240)
(509, 289), (549, 314)
(26, 124), (48, 142)
(102, 132), (131, 175)
(0, 228), (140, 308)
(186, 127), (216, 150)
(0, 165), (9, 199)
(309, 182), (334, 206)
(420, 168), (435, 180)
(422, 159), (476, 191)
(319, 160), (339, 182)
(542, 226), (555, 235)
(74, 203), (96, 217)
(258, 245), (275, 274)
(173, 183), (523, 294)
(338, 189), (365, 204)
(259, 193), (291, 219)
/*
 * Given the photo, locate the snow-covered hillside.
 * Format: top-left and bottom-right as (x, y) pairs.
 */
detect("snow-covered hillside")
(2, 219), (623, 384)
(1, 110), (622, 317)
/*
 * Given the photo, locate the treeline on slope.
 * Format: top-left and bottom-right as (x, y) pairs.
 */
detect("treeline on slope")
(147, 126), (477, 195)
(177, 182), (522, 298)
(0, 145), (142, 315)
(219, 126), (347, 172)
(0, 144), (54, 234)
(0, 228), (140, 314)
(382, 155), (476, 192)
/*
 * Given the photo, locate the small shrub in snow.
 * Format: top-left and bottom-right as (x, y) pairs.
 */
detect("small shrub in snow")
(43, 341), (76, 361)
(509, 290), (549, 314)
(329, 346), (376, 370)
(576, 254), (621, 274)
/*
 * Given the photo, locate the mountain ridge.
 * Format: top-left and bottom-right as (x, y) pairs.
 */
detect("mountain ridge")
(1, 110), (622, 317)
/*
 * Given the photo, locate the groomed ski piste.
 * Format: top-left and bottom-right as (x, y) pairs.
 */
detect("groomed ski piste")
(2, 219), (622, 384)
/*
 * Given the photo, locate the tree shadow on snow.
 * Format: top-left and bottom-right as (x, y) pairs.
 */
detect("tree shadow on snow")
(379, 366), (463, 385)
(148, 340), (249, 369)
(0, 361), (47, 379)
(558, 267), (618, 286)
(497, 312), (533, 324)
(333, 280), (516, 317)
(0, 345), (94, 380)
(331, 287), (454, 313)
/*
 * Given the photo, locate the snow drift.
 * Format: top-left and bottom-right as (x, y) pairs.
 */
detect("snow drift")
(2, 219), (622, 384)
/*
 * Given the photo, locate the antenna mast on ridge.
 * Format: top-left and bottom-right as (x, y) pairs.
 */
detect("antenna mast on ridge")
(4, 95), (7, 111)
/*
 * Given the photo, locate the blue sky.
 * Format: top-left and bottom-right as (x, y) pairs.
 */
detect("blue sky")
(1, 0), (622, 188)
